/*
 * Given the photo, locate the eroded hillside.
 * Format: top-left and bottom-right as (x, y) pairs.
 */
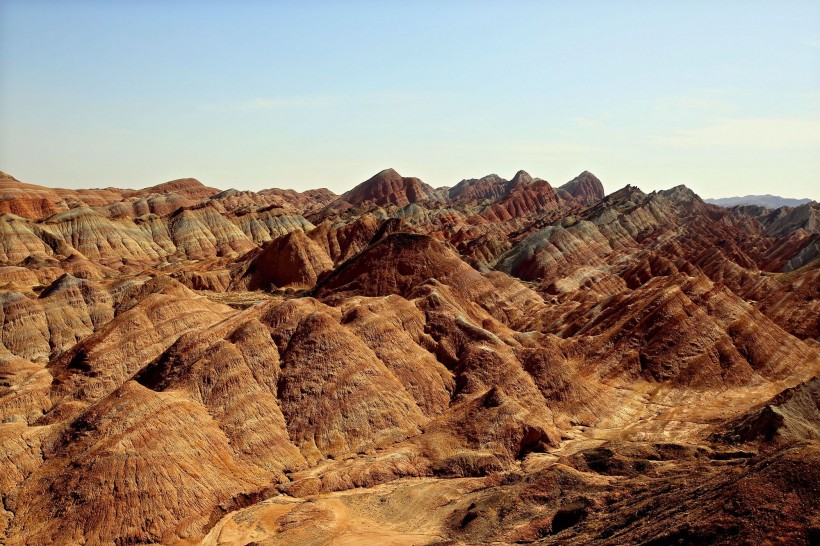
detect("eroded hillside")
(0, 168), (818, 545)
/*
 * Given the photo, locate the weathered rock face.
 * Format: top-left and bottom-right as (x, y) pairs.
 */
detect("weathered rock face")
(307, 214), (382, 264)
(757, 268), (820, 340)
(10, 380), (271, 546)
(315, 233), (481, 300)
(752, 202), (820, 237)
(277, 308), (428, 462)
(714, 377), (820, 444)
(137, 177), (219, 200)
(557, 170), (606, 204)
(336, 168), (435, 208)
(0, 172), (67, 219)
(232, 229), (334, 290)
(449, 173), (509, 202)
(0, 173), (327, 265)
(229, 207), (315, 245)
(45, 281), (235, 422)
(0, 168), (818, 545)
(482, 171), (563, 222)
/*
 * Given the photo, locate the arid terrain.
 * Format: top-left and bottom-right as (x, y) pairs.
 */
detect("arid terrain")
(0, 167), (818, 545)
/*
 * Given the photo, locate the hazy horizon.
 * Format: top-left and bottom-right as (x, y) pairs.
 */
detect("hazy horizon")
(1, 1), (818, 199)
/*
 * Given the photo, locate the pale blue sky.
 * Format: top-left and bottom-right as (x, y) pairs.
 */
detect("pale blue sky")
(1, 1), (818, 198)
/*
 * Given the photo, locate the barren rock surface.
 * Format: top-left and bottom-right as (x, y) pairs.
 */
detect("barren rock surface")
(0, 168), (818, 545)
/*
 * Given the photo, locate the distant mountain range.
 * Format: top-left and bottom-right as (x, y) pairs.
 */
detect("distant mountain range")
(705, 194), (814, 208)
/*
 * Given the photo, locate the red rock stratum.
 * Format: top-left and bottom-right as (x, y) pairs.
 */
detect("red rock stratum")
(0, 168), (817, 545)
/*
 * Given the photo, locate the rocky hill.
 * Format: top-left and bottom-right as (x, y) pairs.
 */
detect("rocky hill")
(0, 168), (818, 545)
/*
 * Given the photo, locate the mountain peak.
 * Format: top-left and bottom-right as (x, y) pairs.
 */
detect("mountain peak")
(140, 178), (219, 199)
(604, 184), (647, 204)
(660, 184), (703, 206)
(376, 167), (400, 177)
(558, 171), (605, 204)
(448, 174), (507, 201)
(510, 170), (534, 186)
(339, 169), (434, 207)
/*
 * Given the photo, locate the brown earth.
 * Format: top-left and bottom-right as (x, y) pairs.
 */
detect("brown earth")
(0, 168), (817, 545)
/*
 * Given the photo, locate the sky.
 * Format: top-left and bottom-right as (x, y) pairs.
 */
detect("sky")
(0, 1), (818, 198)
